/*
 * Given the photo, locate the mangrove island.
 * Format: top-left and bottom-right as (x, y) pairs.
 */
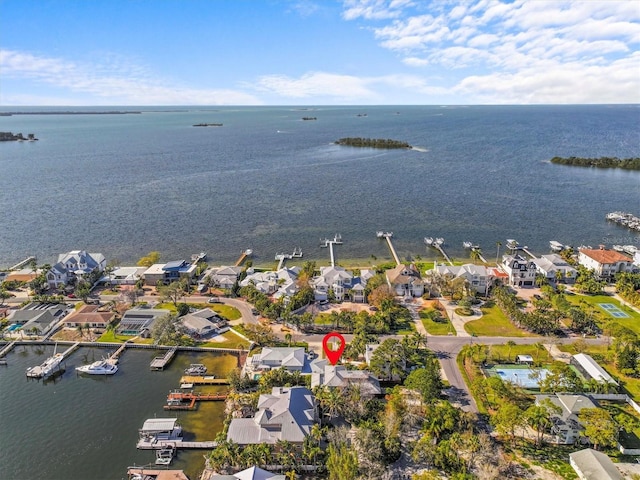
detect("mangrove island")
(335, 137), (412, 149)
(550, 156), (640, 170)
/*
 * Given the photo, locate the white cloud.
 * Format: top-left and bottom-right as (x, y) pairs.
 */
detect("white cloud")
(0, 49), (261, 105)
(342, 0), (413, 20)
(341, 0), (640, 103)
(254, 71), (376, 99)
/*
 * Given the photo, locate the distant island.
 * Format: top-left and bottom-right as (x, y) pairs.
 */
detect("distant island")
(0, 132), (37, 141)
(301, 117), (317, 121)
(550, 156), (640, 170)
(0, 111), (141, 116)
(193, 123), (223, 127)
(335, 137), (412, 149)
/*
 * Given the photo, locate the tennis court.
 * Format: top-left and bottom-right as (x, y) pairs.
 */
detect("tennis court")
(598, 303), (629, 318)
(486, 365), (550, 389)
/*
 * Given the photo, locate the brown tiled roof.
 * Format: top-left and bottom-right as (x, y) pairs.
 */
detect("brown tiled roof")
(580, 248), (632, 265)
(63, 305), (114, 325)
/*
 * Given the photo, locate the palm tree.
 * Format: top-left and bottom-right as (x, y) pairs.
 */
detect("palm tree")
(495, 241), (502, 265)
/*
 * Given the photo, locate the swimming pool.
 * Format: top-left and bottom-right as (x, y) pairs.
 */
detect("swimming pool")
(490, 367), (550, 389)
(7, 324), (21, 332)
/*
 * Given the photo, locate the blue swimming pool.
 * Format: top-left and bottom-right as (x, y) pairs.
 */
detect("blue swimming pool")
(7, 324), (21, 332)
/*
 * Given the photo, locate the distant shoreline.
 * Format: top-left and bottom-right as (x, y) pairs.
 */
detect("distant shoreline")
(0, 111), (142, 116)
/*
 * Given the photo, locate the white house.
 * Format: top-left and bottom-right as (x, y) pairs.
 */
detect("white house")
(578, 247), (636, 280)
(179, 308), (227, 338)
(103, 266), (146, 285)
(569, 448), (624, 480)
(143, 260), (197, 286)
(46, 250), (106, 289)
(532, 254), (577, 284)
(310, 364), (382, 396)
(245, 347), (306, 375)
(207, 266), (243, 290)
(535, 394), (597, 444)
(430, 264), (490, 294)
(501, 254), (537, 287)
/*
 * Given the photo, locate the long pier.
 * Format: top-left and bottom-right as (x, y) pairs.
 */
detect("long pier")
(275, 247), (302, 270)
(179, 375), (229, 385)
(377, 232), (400, 265)
(150, 346), (178, 370)
(136, 439), (218, 450)
(9, 255), (36, 271)
(0, 340), (17, 359)
(521, 246), (536, 259)
(426, 238), (454, 266)
(235, 248), (253, 267)
(320, 234), (342, 267)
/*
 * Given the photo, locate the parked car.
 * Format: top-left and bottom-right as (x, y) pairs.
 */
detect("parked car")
(208, 297), (221, 303)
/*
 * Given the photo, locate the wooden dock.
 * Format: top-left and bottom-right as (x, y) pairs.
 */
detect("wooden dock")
(150, 346), (178, 370)
(179, 375), (229, 385)
(377, 232), (400, 265)
(235, 248), (253, 266)
(136, 438), (218, 450)
(320, 234), (342, 267)
(108, 342), (128, 364)
(0, 341), (17, 359)
(9, 255), (36, 271)
(164, 391), (228, 410)
(427, 238), (453, 266)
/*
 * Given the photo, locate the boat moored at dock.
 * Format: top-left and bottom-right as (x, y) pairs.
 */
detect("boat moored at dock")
(76, 359), (118, 375)
(184, 363), (207, 375)
(549, 240), (564, 252)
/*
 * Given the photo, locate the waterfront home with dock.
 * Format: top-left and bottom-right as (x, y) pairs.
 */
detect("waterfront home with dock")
(62, 304), (115, 329)
(179, 308), (228, 339)
(577, 247), (636, 280)
(143, 260), (197, 286)
(532, 254), (577, 283)
(227, 386), (317, 445)
(46, 250), (106, 289)
(117, 307), (171, 336)
(501, 254), (537, 287)
(385, 263), (424, 298)
(427, 264), (491, 295)
(244, 347), (307, 376)
(7, 302), (70, 336)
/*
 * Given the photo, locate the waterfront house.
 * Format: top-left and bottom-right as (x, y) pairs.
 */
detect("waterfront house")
(501, 254), (537, 287)
(8, 302), (69, 335)
(577, 247), (636, 280)
(117, 307), (171, 336)
(179, 308), (227, 338)
(429, 264), (491, 295)
(211, 466), (284, 479)
(311, 266), (353, 302)
(62, 305), (115, 330)
(535, 394), (597, 444)
(310, 364), (382, 396)
(385, 264), (424, 298)
(532, 254), (577, 284)
(241, 267), (300, 298)
(245, 347), (306, 375)
(143, 260), (197, 286)
(569, 448), (624, 480)
(206, 266), (243, 290)
(102, 266), (145, 285)
(226, 386), (317, 445)
(46, 250), (106, 289)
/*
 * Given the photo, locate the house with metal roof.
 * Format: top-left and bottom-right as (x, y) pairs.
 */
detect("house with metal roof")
(244, 347), (307, 375)
(310, 364), (382, 396)
(226, 386), (317, 445)
(207, 266), (244, 290)
(569, 448), (623, 480)
(429, 263), (491, 294)
(179, 308), (227, 338)
(532, 254), (577, 284)
(8, 302), (69, 335)
(571, 353), (618, 387)
(142, 260), (197, 286)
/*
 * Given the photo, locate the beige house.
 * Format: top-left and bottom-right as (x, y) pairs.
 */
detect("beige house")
(578, 247), (636, 280)
(385, 264), (424, 298)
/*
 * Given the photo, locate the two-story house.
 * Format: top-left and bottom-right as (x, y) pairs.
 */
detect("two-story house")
(532, 254), (577, 284)
(143, 260), (197, 286)
(46, 250), (106, 289)
(501, 254), (537, 287)
(311, 266), (353, 302)
(430, 263), (491, 295)
(385, 264), (424, 298)
(578, 247), (636, 281)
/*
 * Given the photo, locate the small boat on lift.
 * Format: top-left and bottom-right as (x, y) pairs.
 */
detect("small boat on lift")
(184, 364), (207, 375)
(424, 237), (434, 245)
(549, 240), (564, 252)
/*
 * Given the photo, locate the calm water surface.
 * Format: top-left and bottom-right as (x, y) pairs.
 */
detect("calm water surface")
(0, 105), (638, 267)
(0, 345), (234, 480)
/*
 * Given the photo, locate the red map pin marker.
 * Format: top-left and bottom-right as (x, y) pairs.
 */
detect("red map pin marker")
(322, 332), (346, 365)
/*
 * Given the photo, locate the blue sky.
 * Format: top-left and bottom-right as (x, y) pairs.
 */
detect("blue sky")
(1, 0), (639, 105)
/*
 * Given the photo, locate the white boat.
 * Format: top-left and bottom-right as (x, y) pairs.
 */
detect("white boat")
(463, 241), (473, 249)
(435, 237), (444, 246)
(613, 245), (624, 252)
(549, 240), (564, 252)
(184, 363), (207, 375)
(76, 359), (118, 375)
(244, 248), (253, 256)
(155, 446), (175, 465)
(506, 239), (519, 250)
(424, 237), (434, 245)
(26, 351), (64, 378)
(623, 245), (638, 255)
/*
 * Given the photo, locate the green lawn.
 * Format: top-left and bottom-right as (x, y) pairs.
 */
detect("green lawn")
(200, 330), (251, 349)
(420, 310), (454, 335)
(485, 343), (551, 364)
(464, 304), (538, 337)
(564, 293), (640, 335)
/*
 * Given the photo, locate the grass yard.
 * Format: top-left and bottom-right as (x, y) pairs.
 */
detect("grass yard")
(485, 343), (551, 364)
(419, 300), (455, 335)
(200, 329), (251, 349)
(564, 293), (640, 336)
(464, 304), (538, 337)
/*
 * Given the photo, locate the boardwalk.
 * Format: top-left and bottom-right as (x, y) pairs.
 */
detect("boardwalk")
(235, 248), (253, 267)
(320, 234), (342, 267)
(136, 438), (218, 450)
(179, 375), (229, 385)
(0, 341), (17, 359)
(164, 391), (228, 410)
(150, 346), (178, 370)
(9, 255), (36, 271)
